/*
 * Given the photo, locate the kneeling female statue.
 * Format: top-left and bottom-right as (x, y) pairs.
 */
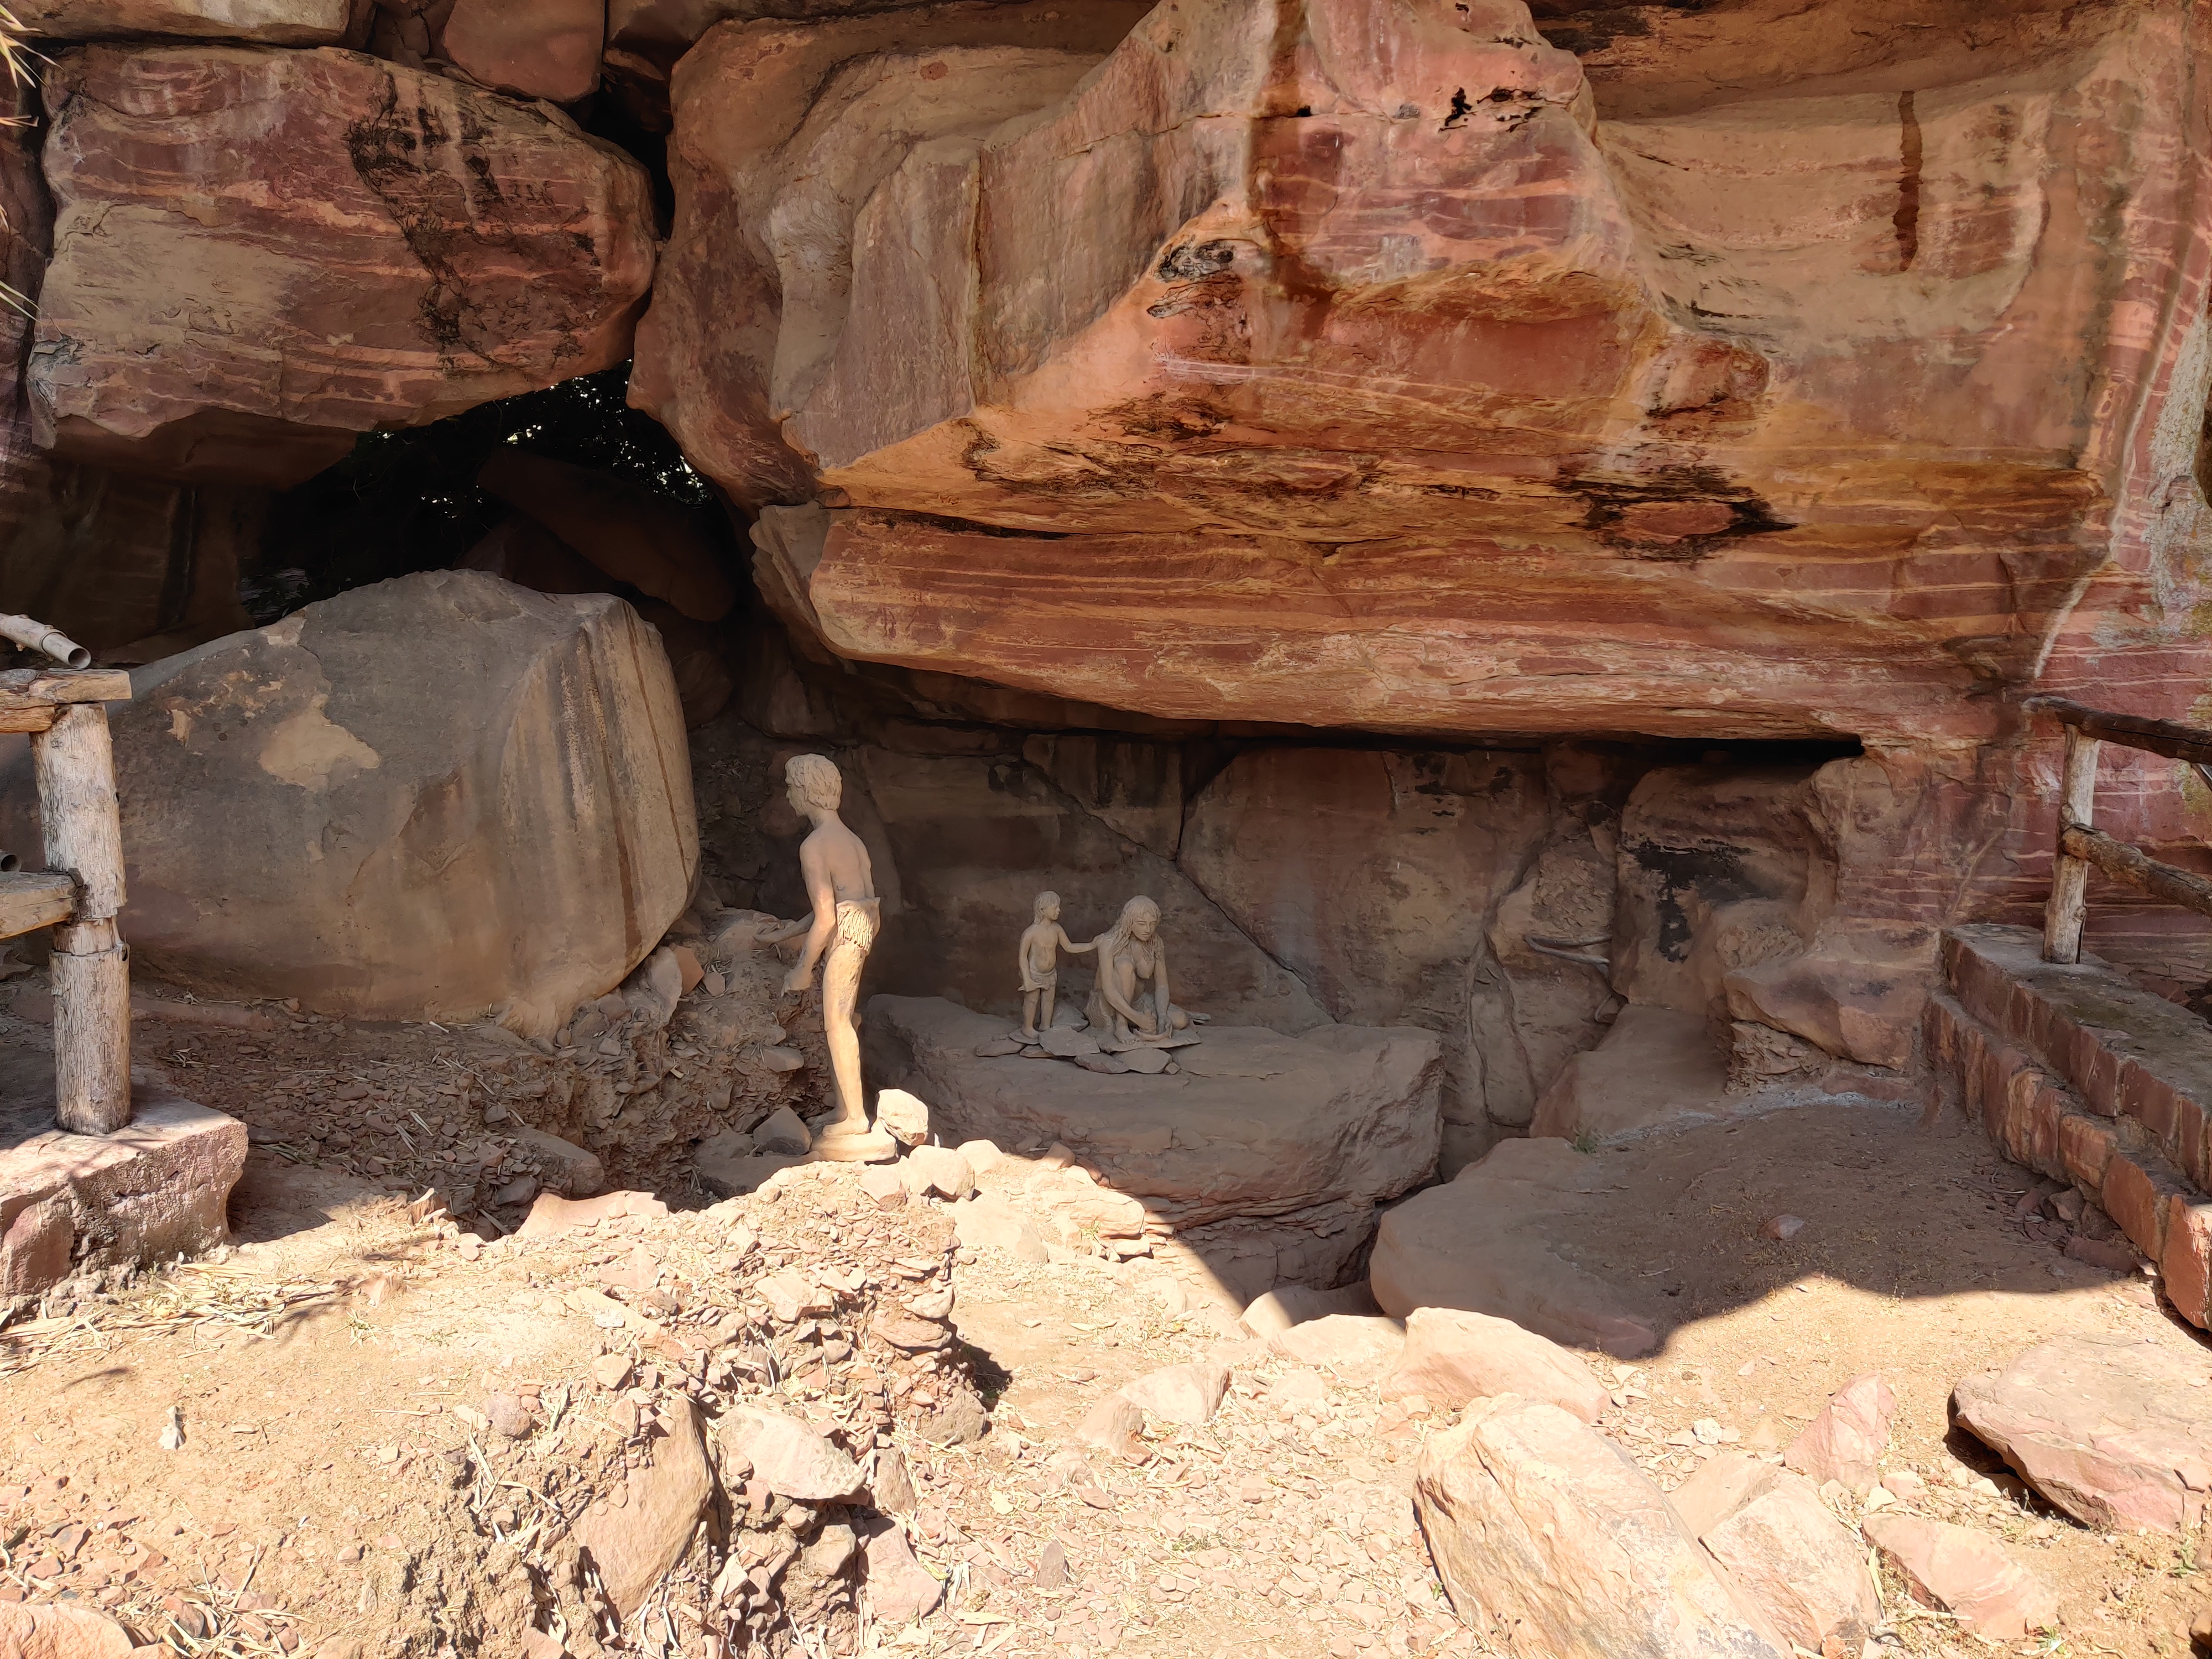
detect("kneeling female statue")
(1086, 895), (1203, 1050)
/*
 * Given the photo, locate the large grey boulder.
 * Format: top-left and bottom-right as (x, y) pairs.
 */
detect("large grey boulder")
(864, 994), (1442, 1228)
(1370, 1138), (1661, 1358)
(6, 572), (697, 1037)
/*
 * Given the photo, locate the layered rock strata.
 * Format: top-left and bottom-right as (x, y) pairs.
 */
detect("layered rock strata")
(643, 0), (2212, 1005)
(31, 45), (658, 487)
(645, 0), (2207, 745)
(12, 0), (354, 40)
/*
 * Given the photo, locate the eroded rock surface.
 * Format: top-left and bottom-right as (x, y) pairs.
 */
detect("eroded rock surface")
(1528, 1005), (1731, 1145)
(640, 0), (2209, 758)
(1861, 1513), (2059, 1640)
(1416, 1394), (1786, 1658)
(1671, 1453), (1880, 1657)
(1784, 1373), (1896, 1498)
(32, 46), (656, 487)
(640, 0), (2212, 1018)
(442, 0), (603, 101)
(13, 0), (351, 40)
(1383, 1306), (1609, 1421)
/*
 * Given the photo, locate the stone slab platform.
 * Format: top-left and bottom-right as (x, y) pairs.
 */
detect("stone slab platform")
(863, 995), (1443, 1229)
(2, 1083), (247, 1296)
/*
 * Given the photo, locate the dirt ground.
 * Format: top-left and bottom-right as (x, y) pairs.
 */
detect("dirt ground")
(2, 1018), (2208, 1658)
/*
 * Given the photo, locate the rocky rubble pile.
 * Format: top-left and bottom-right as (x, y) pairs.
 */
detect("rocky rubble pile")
(0, 1126), (991, 1657)
(1389, 1306), (2212, 1656)
(476, 1162), (988, 1656)
(2, 889), (836, 1242)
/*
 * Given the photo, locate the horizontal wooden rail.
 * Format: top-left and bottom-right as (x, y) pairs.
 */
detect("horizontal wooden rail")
(2059, 825), (2212, 921)
(0, 669), (132, 734)
(0, 871), (75, 938)
(2025, 695), (2212, 767)
(2033, 697), (2212, 964)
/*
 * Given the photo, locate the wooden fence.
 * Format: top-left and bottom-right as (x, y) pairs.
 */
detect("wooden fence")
(2026, 696), (2212, 966)
(0, 613), (131, 1135)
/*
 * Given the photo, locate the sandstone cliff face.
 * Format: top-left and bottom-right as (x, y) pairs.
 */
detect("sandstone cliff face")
(635, 0), (2212, 1001)
(30, 45), (659, 487)
(639, 0), (2211, 758)
(0, 74), (248, 661)
(13, 0), (354, 42)
(0, 0), (2195, 1048)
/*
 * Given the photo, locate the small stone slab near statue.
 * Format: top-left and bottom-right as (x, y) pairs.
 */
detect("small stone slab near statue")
(1952, 1333), (2212, 1532)
(864, 995), (1442, 1228)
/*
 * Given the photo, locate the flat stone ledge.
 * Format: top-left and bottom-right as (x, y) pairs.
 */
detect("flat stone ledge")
(1, 1094), (247, 1296)
(863, 995), (1443, 1228)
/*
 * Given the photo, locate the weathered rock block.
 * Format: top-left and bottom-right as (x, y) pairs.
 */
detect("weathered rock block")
(720, 1404), (865, 1501)
(1953, 1334), (2212, 1533)
(1180, 746), (1553, 1126)
(633, 1), (1157, 503)
(572, 1397), (712, 1618)
(442, 0), (603, 102)
(32, 46), (656, 487)
(0, 1600), (137, 1659)
(1861, 1514), (2058, 1640)
(1384, 1306), (1609, 1421)
(1, 1084), (246, 1297)
(1267, 1314), (1403, 1384)
(1370, 1138), (1659, 1358)
(865, 995), (1443, 1228)
(1416, 1394), (1786, 1658)
(14, 0), (351, 40)
(1123, 1360), (1229, 1427)
(6, 572), (697, 1038)
(1671, 1454), (1880, 1657)
(1528, 1005), (1732, 1145)
(1783, 1373), (1896, 1497)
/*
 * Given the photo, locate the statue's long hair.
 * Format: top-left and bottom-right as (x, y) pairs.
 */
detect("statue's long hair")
(1095, 895), (1161, 966)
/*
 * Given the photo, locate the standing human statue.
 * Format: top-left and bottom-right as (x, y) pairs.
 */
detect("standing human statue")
(754, 754), (889, 1157)
(1015, 890), (1095, 1041)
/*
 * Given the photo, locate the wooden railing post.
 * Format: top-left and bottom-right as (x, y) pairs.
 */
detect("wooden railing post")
(35, 702), (131, 1133)
(2042, 724), (2101, 965)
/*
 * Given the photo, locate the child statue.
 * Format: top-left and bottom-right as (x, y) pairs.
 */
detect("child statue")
(753, 753), (890, 1159)
(1015, 890), (1096, 1041)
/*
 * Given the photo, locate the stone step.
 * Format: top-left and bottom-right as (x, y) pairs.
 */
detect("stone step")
(1931, 924), (2211, 1331)
(1942, 924), (2212, 1193)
